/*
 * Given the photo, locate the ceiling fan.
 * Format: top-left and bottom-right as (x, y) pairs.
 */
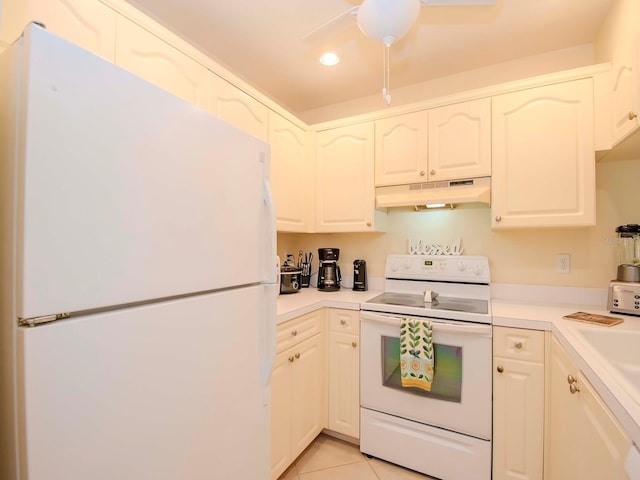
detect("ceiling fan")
(304, 0), (498, 106)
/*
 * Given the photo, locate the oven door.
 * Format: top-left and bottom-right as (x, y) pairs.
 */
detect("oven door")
(360, 311), (492, 440)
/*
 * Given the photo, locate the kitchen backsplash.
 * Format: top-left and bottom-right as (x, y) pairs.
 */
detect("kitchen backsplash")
(278, 155), (640, 290)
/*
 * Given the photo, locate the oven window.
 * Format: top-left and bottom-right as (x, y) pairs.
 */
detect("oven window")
(381, 335), (462, 402)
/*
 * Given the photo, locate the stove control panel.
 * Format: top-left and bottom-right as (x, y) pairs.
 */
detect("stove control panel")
(385, 255), (490, 284)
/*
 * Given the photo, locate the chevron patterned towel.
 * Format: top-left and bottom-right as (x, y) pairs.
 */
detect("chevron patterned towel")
(400, 317), (434, 392)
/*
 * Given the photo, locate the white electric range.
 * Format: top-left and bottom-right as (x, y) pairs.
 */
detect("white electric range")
(359, 254), (492, 480)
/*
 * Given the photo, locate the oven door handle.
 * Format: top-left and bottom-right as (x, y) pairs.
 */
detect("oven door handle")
(360, 311), (492, 337)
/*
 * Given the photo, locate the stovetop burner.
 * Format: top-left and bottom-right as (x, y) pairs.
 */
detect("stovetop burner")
(366, 292), (488, 315)
(360, 255), (492, 324)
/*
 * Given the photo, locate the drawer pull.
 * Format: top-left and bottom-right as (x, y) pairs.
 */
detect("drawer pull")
(514, 341), (523, 349)
(288, 356), (294, 363)
(567, 374), (577, 385)
(352, 341), (357, 348)
(569, 383), (580, 394)
(291, 330), (298, 336)
(340, 319), (346, 325)
(295, 352), (301, 359)
(497, 365), (504, 373)
(629, 111), (638, 121)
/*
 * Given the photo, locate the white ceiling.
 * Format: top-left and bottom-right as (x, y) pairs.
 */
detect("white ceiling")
(124, 0), (613, 115)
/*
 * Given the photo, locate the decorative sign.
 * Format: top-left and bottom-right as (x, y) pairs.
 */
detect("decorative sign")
(408, 237), (463, 255)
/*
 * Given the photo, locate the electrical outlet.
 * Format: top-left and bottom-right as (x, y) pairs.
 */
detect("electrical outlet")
(556, 254), (571, 274)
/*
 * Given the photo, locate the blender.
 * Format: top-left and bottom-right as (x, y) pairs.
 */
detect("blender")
(608, 224), (640, 315)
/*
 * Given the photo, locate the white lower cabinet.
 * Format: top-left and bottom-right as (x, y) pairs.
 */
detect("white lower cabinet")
(492, 327), (545, 480)
(548, 336), (631, 480)
(327, 309), (360, 439)
(271, 311), (326, 480)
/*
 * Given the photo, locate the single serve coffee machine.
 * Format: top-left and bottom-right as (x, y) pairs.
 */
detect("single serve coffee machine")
(317, 248), (341, 291)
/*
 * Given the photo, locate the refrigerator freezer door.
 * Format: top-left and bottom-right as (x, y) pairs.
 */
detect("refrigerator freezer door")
(14, 26), (273, 319)
(18, 286), (270, 480)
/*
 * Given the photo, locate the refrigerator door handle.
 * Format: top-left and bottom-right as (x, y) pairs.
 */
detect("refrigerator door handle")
(259, 284), (278, 406)
(262, 175), (277, 285)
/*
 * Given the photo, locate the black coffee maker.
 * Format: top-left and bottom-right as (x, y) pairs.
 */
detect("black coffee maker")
(317, 248), (341, 291)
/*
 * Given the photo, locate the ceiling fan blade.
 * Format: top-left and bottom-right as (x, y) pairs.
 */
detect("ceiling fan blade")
(420, 0), (497, 5)
(302, 6), (359, 44)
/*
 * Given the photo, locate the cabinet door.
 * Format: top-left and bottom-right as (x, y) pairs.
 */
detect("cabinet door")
(610, 44), (640, 144)
(548, 337), (580, 480)
(328, 331), (360, 438)
(493, 357), (544, 480)
(375, 111), (428, 186)
(316, 122), (385, 232)
(269, 112), (312, 232)
(548, 337), (631, 480)
(116, 17), (208, 109)
(209, 73), (268, 142)
(291, 334), (325, 459)
(270, 349), (293, 480)
(492, 79), (596, 228)
(0, 0), (116, 60)
(428, 98), (491, 181)
(574, 371), (631, 480)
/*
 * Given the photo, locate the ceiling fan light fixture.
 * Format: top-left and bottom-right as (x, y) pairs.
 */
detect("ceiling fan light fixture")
(319, 52), (340, 66)
(356, 0), (421, 44)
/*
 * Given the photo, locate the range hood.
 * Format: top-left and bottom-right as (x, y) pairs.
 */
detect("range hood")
(376, 177), (491, 209)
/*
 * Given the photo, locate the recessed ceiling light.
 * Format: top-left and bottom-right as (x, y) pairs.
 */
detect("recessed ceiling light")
(319, 52), (340, 66)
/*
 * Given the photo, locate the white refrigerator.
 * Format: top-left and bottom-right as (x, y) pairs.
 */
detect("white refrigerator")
(0, 24), (277, 480)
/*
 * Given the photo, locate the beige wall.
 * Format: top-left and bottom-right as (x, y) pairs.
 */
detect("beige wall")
(278, 154), (640, 288)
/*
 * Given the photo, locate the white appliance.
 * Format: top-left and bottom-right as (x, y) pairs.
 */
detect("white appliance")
(360, 254), (492, 480)
(0, 24), (277, 480)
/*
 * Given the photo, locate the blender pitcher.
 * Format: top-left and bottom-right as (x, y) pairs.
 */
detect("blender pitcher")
(615, 224), (640, 282)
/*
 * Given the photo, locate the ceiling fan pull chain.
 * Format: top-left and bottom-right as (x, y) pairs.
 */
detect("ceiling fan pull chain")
(383, 41), (391, 106)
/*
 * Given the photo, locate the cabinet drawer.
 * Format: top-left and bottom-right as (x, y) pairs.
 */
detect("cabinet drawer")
(328, 309), (360, 335)
(493, 326), (544, 362)
(276, 309), (324, 353)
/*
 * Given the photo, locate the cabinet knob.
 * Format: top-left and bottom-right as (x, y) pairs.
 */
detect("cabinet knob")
(430, 169), (436, 176)
(495, 216), (502, 223)
(340, 319), (346, 325)
(288, 356), (295, 363)
(497, 365), (504, 373)
(420, 170), (426, 176)
(629, 111), (638, 121)
(569, 383), (580, 394)
(366, 221), (372, 227)
(567, 374), (577, 385)
(352, 341), (357, 348)
(514, 341), (523, 349)
(295, 352), (300, 359)
(291, 330), (298, 336)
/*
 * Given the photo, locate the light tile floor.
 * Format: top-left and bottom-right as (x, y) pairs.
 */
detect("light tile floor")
(278, 434), (437, 480)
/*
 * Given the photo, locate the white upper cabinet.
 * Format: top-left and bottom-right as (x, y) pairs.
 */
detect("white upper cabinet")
(115, 17), (208, 109)
(316, 123), (386, 232)
(428, 98), (491, 181)
(269, 111), (312, 232)
(375, 99), (491, 187)
(375, 111), (428, 186)
(0, 0), (116, 60)
(208, 73), (268, 142)
(491, 79), (596, 229)
(609, 41), (640, 145)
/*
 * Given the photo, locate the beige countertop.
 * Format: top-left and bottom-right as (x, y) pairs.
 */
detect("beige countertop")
(278, 289), (640, 447)
(276, 287), (381, 324)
